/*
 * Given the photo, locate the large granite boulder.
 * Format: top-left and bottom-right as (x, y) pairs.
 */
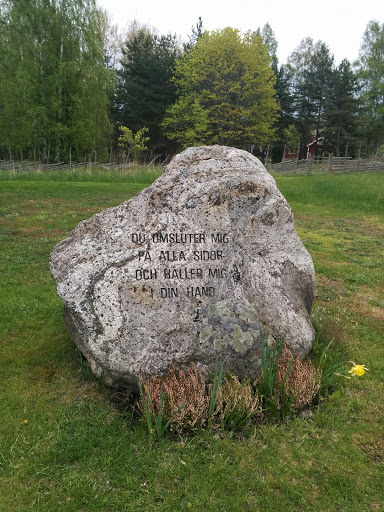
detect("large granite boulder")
(50, 145), (315, 388)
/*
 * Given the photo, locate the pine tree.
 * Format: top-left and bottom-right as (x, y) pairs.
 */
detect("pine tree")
(287, 39), (333, 157)
(355, 20), (384, 154)
(324, 60), (359, 156)
(183, 16), (204, 52)
(306, 43), (334, 154)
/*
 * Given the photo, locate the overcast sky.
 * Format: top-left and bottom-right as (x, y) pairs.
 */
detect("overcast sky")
(98, 0), (383, 65)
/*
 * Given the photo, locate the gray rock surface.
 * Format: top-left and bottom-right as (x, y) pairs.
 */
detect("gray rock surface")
(50, 145), (315, 388)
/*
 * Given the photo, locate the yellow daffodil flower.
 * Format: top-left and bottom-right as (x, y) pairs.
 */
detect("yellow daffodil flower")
(348, 363), (369, 377)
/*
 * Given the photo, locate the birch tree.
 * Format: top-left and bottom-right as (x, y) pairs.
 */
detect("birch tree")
(0, 0), (114, 162)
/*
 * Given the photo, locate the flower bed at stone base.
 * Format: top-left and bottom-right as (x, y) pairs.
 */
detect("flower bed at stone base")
(134, 332), (367, 441)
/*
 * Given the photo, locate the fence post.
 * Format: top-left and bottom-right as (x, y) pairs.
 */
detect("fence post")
(295, 142), (300, 171)
(308, 154), (312, 175)
(265, 144), (270, 166)
(344, 142), (349, 172)
(327, 153), (332, 173)
(374, 146), (379, 173)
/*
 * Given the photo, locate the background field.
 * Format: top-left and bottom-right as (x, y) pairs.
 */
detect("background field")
(0, 169), (383, 511)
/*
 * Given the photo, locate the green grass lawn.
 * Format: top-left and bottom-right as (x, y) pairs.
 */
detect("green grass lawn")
(1, 168), (383, 511)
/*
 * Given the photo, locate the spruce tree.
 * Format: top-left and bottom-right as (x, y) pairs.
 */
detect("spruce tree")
(115, 28), (180, 154)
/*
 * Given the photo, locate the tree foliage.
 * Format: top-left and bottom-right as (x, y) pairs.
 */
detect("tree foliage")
(283, 124), (300, 153)
(115, 26), (180, 153)
(118, 126), (150, 161)
(323, 59), (359, 155)
(0, 9), (381, 163)
(161, 98), (208, 149)
(183, 16), (205, 53)
(306, 43), (334, 152)
(286, 39), (334, 155)
(256, 23), (296, 162)
(0, 0), (114, 161)
(162, 28), (279, 150)
(282, 22), (384, 159)
(282, 39), (361, 157)
(355, 20), (384, 152)
(256, 22), (278, 73)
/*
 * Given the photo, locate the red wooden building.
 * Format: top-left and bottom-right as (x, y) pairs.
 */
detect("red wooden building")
(284, 137), (332, 160)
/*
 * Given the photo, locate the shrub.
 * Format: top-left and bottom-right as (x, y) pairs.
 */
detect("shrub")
(216, 374), (261, 431)
(137, 336), (327, 437)
(137, 380), (185, 441)
(139, 363), (209, 433)
(275, 344), (321, 411)
(255, 332), (321, 419)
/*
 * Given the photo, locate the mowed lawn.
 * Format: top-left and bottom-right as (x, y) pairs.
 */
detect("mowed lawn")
(0, 168), (383, 511)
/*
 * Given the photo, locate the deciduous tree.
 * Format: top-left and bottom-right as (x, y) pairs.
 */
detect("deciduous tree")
(256, 23), (295, 161)
(256, 22), (278, 73)
(118, 126), (150, 161)
(162, 28), (279, 150)
(0, 0), (114, 162)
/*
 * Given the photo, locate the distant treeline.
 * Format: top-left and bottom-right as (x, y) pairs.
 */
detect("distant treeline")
(0, 2), (383, 163)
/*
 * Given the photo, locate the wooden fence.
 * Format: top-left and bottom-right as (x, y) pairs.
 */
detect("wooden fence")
(2, 155), (384, 175)
(266, 155), (384, 175)
(0, 156), (172, 172)
(0, 160), (94, 172)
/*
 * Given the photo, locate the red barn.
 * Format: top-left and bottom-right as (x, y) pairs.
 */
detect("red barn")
(284, 137), (332, 160)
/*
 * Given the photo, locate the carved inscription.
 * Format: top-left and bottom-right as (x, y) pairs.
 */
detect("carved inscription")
(131, 232), (235, 300)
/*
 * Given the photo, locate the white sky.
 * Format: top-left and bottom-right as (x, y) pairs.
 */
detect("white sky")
(98, 0), (384, 65)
